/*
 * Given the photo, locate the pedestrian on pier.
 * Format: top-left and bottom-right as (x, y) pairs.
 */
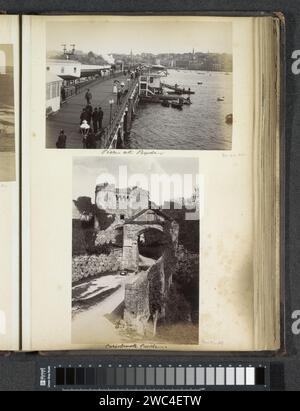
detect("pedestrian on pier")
(98, 107), (104, 130)
(92, 108), (98, 133)
(120, 81), (125, 94)
(80, 120), (90, 148)
(86, 104), (93, 125)
(56, 129), (67, 148)
(61, 85), (66, 102)
(80, 108), (88, 125)
(85, 89), (92, 105)
(86, 131), (97, 149)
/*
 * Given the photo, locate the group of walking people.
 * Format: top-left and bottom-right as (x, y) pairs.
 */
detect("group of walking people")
(80, 89), (104, 131)
(78, 89), (105, 148)
(80, 104), (104, 132)
(56, 88), (104, 149)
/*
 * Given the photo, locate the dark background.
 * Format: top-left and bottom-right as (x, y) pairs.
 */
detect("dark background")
(0, 0), (300, 391)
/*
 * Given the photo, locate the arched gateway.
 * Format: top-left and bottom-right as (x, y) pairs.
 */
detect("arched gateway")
(121, 208), (179, 272)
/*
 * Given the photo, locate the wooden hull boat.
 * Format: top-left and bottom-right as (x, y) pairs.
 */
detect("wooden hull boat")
(225, 113), (233, 124)
(171, 102), (183, 110)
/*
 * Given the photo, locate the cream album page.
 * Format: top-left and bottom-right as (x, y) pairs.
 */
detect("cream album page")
(22, 15), (255, 351)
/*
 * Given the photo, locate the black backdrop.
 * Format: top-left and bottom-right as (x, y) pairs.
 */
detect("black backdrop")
(0, 0), (299, 391)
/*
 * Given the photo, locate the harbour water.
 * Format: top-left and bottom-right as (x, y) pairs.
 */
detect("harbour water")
(127, 69), (232, 150)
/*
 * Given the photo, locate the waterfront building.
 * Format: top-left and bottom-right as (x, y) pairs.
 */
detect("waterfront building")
(46, 72), (63, 113)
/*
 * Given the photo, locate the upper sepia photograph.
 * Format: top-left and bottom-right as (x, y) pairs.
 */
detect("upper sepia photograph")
(45, 17), (232, 150)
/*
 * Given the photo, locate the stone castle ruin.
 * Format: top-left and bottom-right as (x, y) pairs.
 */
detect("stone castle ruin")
(73, 182), (181, 336)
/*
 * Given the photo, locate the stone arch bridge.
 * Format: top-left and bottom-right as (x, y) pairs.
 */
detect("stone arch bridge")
(121, 208), (179, 272)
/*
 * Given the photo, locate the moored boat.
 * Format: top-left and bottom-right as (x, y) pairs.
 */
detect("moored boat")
(161, 82), (195, 94)
(161, 100), (170, 107)
(183, 98), (192, 105)
(167, 91), (183, 95)
(171, 98), (184, 109)
(225, 113), (233, 124)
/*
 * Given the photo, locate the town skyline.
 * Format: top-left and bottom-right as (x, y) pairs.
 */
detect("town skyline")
(46, 20), (232, 55)
(48, 49), (233, 58)
(47, 49), (233, 72)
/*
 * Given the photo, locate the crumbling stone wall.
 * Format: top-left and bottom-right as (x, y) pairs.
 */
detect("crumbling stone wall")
(121, 214), (179, 335)
(123, 246), (177, 335)
(95, 223), (123, 247)
(124, 270), (150, 335)
(148, 256), (165, 320)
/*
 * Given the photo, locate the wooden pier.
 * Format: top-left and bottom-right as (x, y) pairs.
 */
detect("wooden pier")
(46, 71), (192, 149)
(46, 73), (139, 149)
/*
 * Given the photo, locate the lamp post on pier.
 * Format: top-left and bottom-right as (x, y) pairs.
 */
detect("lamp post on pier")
(109, 99), (114, 124)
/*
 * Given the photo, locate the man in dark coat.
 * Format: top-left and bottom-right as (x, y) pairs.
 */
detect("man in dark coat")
(86, 131), (97, 149)
(61, 85), (66, 102)
(56, 129), (67, 148)
(80, 108), (88, 125)
(86, 104), (93, 125)
(92, 108), (98, 133)
(98, 107), (104, 130)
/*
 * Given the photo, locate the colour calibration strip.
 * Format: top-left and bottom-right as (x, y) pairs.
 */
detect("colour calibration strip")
(50, 365), (267, 389)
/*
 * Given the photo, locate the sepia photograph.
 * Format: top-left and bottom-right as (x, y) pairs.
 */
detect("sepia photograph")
(45, 17), (233, 150)
(0, 44), (15, 181)
(72, 157), (200, 346)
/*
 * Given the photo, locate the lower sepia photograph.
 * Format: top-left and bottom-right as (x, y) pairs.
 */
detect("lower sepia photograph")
(72, 156), (200, 347)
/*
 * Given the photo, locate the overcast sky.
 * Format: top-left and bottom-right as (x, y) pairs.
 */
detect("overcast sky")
(46, 19), (232, 55)
(73, 156), (199, 205)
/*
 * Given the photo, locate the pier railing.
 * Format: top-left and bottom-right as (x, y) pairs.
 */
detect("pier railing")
(100, 78), (139, 148)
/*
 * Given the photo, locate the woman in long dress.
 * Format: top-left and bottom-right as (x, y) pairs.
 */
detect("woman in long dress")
(80, 120), (90, 148)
